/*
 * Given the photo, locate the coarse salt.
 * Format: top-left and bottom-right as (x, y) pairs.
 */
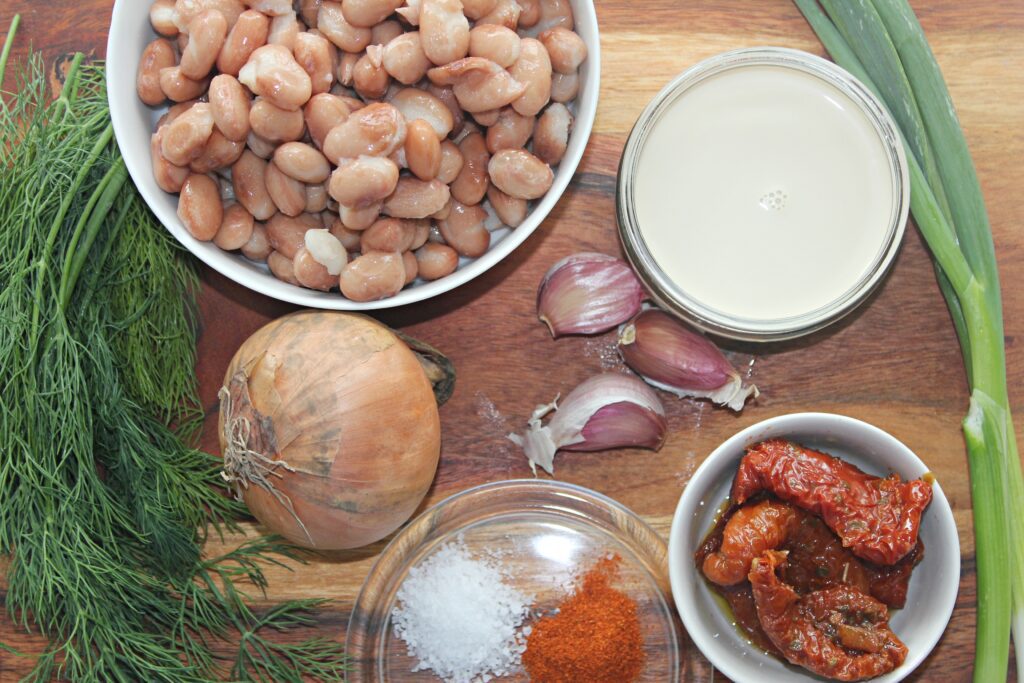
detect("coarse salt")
(391, 538), (534, 683)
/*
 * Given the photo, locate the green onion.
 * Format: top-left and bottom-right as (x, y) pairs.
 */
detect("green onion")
(793, 1), (1023, 680)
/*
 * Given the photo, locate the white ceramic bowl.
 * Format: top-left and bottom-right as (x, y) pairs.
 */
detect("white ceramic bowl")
(669, 413), (959, 683)
(106, 1), (600, 309)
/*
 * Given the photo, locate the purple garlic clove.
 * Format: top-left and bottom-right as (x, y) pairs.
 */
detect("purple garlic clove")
(508, 372), (667, 475)
(618, 309), (759, 412)
(536, 252), (646, 338)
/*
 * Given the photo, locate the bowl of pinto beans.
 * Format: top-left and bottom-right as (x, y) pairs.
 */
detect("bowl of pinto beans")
(108, 0), (599, 308)
(669, 412), (959, 683)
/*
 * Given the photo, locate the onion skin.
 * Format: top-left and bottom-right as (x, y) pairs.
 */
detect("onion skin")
(219, 311), (440, 549)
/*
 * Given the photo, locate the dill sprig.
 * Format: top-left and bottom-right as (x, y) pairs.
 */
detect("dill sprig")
(0, 18), (348, 681)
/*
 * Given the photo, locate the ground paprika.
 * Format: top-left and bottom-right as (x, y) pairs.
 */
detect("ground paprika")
(522, 555), (644, 682)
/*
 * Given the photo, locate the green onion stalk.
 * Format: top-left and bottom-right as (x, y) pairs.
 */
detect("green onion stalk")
(792, 1), (1023, 680)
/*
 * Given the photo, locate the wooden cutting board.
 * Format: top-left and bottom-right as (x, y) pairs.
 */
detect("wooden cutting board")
(1, 1), (1021, 680)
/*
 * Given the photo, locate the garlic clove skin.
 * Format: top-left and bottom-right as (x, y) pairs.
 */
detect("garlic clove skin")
(536, 252), (646, 338)
(508, 373), (667, 475)
(618, 309), (759, 412)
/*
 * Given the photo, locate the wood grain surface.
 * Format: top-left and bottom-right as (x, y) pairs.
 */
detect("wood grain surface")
(1, 1), (1022, 681)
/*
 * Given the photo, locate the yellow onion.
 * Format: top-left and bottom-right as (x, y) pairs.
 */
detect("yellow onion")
(218, 311), (441, 549)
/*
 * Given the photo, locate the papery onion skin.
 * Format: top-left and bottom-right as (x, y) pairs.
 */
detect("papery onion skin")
(218, 311), (440, 549)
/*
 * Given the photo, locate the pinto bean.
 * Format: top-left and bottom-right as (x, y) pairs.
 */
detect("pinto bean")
(472, 109), (500, 127)
(217, 9), (269, 76)
(181, 10), (227, 79)
(325, 216), (361, 250)
(461, 0), (497, 19)
(250, 98), (306, 142)
(382, 32), (432, 85)
(214, 203), (255, 249)
(246, 131), (278, 158)
(267, 11), (301, 51)
(353, 45), (390, 100)
(405, 119), (442, 181)
(488, 148), (553, 199)
(335, 51), (359, 87)
(370, 19), (403, 45)
(151, 129), (191, 193)
(420, 0), (470, 65)
(360, 217), (416, 253)
(424, 83), (464, 138)
(339, 251), (406, 301)
(436, 140), (464, 184)
(538, 27), (586, 75)
(450, 132), (489, 205)
(427, 57), (526, 113)
(189, 129), (245, 173)
(273, 142), (331, 183)
(550, 69), (578, 103)
(382, 178), (450, 219)
(432, 196), (452, 220)
(209, 74), (251, 141)
(299, 0), (323, 26)
(532, 0), (574, 34)
(150, 0), (180, 37)
(485, 107), (534, 153)
(508, 38), (551, 116)
(438, 200), (490, 257)
(240, 221), (271, 260)
(475, 0), (521, 29)
(328, 156), (399, 208)
(267, 212), (321, 258)
(533, 101), (571, 164)
(402, 250), (419, 284)
(159, 66), (210, 102)
(232, 150), (277, 220)
(486, 185), (528, 227)
(468, 24), (520, 68)
(304, 93), (351, 149)
(178, 174), (223, 241)
(409, 219), (431, 249)
(305, 228), (348, 273)
(415, 242), (459, 280)
(242, 0), (293, 15)
(517, 0), (540, 28)
(305, 182), (330, 212)
(340, 203), (381, 230)
(161, 103), (214, 166)
(389, 88), (453, 140)
(174, 0), (245, 32)
(267, 250), (301, 285)
(138, 39), (177, 106)
(265, 160), (308, 216)
(342, 0), (404, 27)
(238, 45), (312, 111)
(322, 102), (406, 161)
(293, 247), (337, 290)
(292, 31), (335, 95)
(318, 2), (372, 52)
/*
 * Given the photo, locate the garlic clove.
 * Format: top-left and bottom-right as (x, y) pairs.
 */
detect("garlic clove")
(618, 309), (759, 412)
(536, 252), (646, 338)
(508, 373), (667, 475)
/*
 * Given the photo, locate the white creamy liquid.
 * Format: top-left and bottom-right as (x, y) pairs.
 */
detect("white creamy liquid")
(634, 64), (895, 321)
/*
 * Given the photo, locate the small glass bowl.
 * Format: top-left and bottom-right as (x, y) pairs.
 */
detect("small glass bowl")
(346, 479), (680, 682)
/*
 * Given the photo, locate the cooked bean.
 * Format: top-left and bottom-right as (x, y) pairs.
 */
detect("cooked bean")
(178, 174), (223, 241)
(138, 40), (177, 106)
(265, 160), (308, 216)
(159, 66), (210, 102)
(432, 196), (452, 220)
(241, 221), (271, 260)
(394, 0), (421, 25)
(538, 27), (586, 75)
(428, 222), (445, 242)
(238, 45), (312, 111)
(218, 175), (236, 200)
(531, 0), (574, 34)
(517, 0), (540, 28)
(424, 83), (464, 138)
(217, 9), (269, 76)
(181, 10), (227, 79)
(486, 185), (528, 227)
(293, 31), (335, 95)
(160, 100), (199, 127)
(189, 129), (245, 173)
(336, 51), (358, 87)
(475, 0), (520, 29)
(488, 148), (553, 199)
(246, 131), (278, 158)
(508, 38), (551, 116)
(405, 119), (441, 181)
(409, 219), (431, 249)
(340, 203), (381, 230)
(323, 102), (406, 162)
(162, 102), (214, 166)
(305, 228), (348, 273)
(402, 251), (419, 284)
(150, 0), (179, 37)
(428, 57), (525, 113)
(214, 203), (255, 249)
(550, 70), (578, 103)
(293, 247), (337, 290)
(267, 12), (301, 51)
(328, 216), (363, 249)
(273, 142), (331, 183)
(267, 250), (301, 285)
(242, 0), (293, 15)
(342, 0), (404, 27)
(178, 32), (190, 53)
(472, 109), (500, 127)
(305, 182), (329, 212)
(468, 24), (520, 68)
(318, 2), (372, 52)
(533, 101), (571, 164)
(360, 217), (415, 253)
(486, 107), (534, 153)
(382, 32), (431, 85)
(415, 242), (459, 280)
(151, 129), (191, 193)
(209, 74), (251, 141)
(382, 178), (450, 219)
(304, 93), (351, 149)
(250, 98), (306, 142)
(174, 0), (244, 31)
(370, 19), (403, 45)
(353, 46), (390, 100)
(389, 88), (453, 140)
(420, 0), (470, 65)
(451, 131), (489, 205)
(232, 150), (277, 220)
(437, 140), (464, 184)
(438, 200), (490, 257)
(267, 212), (321, 258)
(462, 0), (497, 20)
(339, 252), (406, 301)
(329, 156), (399, 208)
(300, 0), (323, 26)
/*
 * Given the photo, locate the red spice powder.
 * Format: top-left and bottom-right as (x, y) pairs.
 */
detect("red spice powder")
(522, 555), (644, 683)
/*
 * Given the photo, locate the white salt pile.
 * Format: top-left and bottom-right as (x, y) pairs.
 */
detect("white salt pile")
(391, 538), (534, 683)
